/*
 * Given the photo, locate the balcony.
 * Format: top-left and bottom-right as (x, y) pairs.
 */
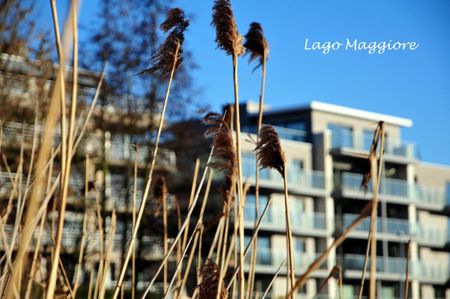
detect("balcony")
(415, 225), (448, 247)
(242, 158), (326, 197)
(342, 214), (411, 241)
(329, 128), (417, 161)
(244, 247), (324, 275)
(342, 254), (449, 283)
(337, 172), (447, 210)
(107, 142), (176, 168)
(244, 204), (328, 237)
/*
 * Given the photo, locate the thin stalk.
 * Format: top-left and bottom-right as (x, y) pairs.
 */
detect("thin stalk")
(226, 195), (273, 290)
(71, 155), (90, 298)
(171, 229), (201, 299)
(131, 147), (138, 299)
(282, 167), (296, 298)
(175, 198), (182, 291)
(24, 209), (47, 299)
(287, 202), (373, 297)
(112, 42), (180, 299)
(261, 257), (286, 299)
(232, 53), (246, 299)
(172, 169), (213, 298)
(93, 191), (105, 299)
(87, 270), (94, 299)
(368, 156), (379, 299)
(141, 117), (226, 298)
(182, 159), (200, 253)
(163, 179), (168, 293)
(98, 210), (116, 299)
(248, 50), (267, 299)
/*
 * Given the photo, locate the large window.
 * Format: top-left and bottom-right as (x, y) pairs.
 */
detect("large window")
(328, 123), (353, 148)
(245, 236), (272, 265)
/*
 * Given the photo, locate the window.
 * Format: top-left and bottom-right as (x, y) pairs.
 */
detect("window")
(244, 194), (271, 224)
(294, 237), (306, 253)
(328, 123), (353, 148)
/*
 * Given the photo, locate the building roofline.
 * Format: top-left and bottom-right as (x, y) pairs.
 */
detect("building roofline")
(310, 101), (413, 128)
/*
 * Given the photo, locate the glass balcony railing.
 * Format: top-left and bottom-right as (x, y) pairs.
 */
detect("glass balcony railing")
(343, 254), (449, 282)
(339, 172), (447, 209)
(342, 214), (411, 236)
(244, 247), (320, 271)
(244, 204), (327, 233)
(416, 225), (448, 246)
(329, 128), (417, 159)
(270, 125), (308, 142)
(108, 142), (176, 167)
(242, 158), (325, 192)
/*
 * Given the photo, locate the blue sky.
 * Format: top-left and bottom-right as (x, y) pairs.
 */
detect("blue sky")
(46, 0), (450, 165)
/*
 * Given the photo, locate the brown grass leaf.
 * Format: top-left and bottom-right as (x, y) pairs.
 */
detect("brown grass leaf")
(255, 125), (286, 177)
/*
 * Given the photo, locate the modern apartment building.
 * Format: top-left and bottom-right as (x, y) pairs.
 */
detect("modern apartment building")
(238, 101), (450, 299)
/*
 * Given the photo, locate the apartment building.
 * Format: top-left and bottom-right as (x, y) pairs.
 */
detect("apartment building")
(238, 101), (450, 299)
(0, 53), (177, 292)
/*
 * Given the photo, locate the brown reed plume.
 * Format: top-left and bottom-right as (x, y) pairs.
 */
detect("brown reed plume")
(255, 125), (286, 176)
(361, 121), (384, 191)
(212, 1), (246, 297)
(255, 125), (295, 298)
(140, 8), (189, 78)
(212, 0), (245, 56)
(244, 22), (268, 67)
(199, 259), (228, 299)
(203, 107), (236, 204)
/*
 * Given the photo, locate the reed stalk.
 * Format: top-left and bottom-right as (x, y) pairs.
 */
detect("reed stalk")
(287, 202), (373, 297)
(131, 146), (138, 299)
(261, 257), (286, 299)
(98, 210), (116, 299)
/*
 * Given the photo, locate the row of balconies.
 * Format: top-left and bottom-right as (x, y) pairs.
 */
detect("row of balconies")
(339, 172), (448, 210)
(0, 121), (176, 168)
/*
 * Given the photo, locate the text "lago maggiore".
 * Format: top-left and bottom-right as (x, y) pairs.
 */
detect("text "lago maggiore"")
(304, 38), (420, 54)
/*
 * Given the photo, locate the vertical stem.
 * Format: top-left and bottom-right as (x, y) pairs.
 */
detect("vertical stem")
(282, 168), (296, 299)
(232, 54), (245, 299)
(163, 183), (168, 293)
(131, 147), (138, 299)
(112, 43), (179, 299)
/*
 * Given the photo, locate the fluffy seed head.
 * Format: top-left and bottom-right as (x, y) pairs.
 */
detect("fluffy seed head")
(140, 8), (189, 78)
(212, 0), (245, 56)
(361, 121), (384, 191)
(203, 107), (236, 204)
(199, 259), (228, 299)
(255, 125), (286, 177)
(244, 22), (268, 67)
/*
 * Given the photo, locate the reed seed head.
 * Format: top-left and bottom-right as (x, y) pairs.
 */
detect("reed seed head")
(199, 259), (228, 299)
(153, 176), (167, 217)
(361, 121), (384, 191)
(140, 8), (189, 78)
(203, 107), (236, 204)
(255, 125), (286, 177)
(212, 0), (245, 57)
(244, 22), (268, 67)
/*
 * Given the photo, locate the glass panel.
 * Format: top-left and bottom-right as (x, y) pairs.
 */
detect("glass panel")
(328, 123), (353, 148)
